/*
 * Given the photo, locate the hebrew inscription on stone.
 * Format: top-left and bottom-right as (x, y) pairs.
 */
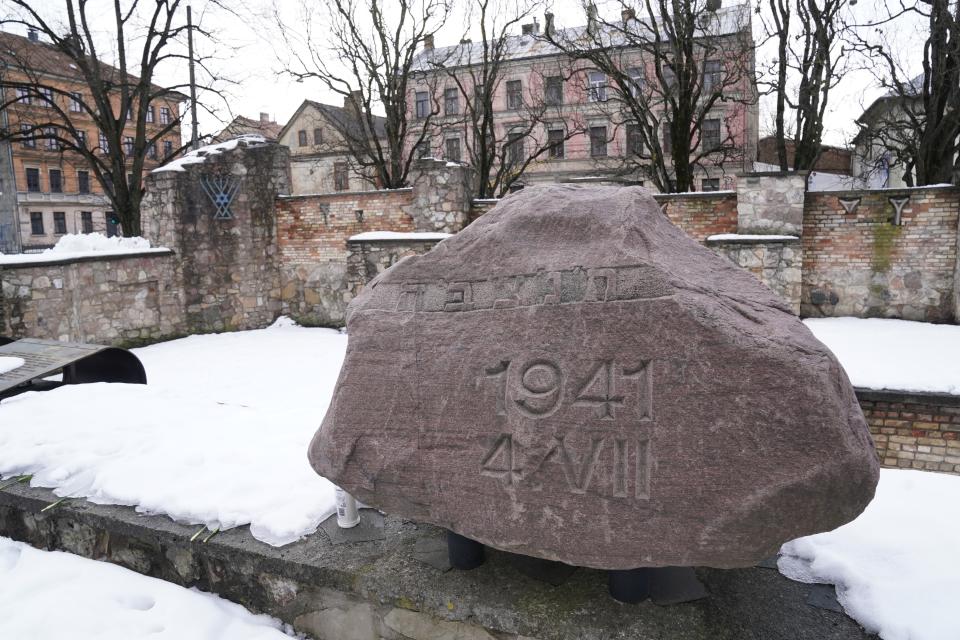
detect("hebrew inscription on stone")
(311, 184), (879, 570)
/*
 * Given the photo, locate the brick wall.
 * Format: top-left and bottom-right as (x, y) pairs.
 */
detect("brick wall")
(802, 187), (960, 321)
(0, 251), (184, 345)
(653, 192), (738, 242)
(858, 390), (960, 474)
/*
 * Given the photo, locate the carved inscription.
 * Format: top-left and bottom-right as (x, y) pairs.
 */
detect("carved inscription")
(480, 434), (652, 500)
(477, 358), (654, 500)
(365, 264), (674, 313)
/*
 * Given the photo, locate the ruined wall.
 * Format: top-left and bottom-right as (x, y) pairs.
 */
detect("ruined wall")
(141, 141), (290, 333)
(0, 252), (183, 344)
(737, 172), (807, 235)
(653, 192), (739, 242)
(706, 237), (802, 314)
(345, 237), (446, 302)
(802, 187), (960, 322)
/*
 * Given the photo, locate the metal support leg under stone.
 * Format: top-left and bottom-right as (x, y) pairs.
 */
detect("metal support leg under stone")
(447, 531), (485, 570)
(608, 568), (652, 603)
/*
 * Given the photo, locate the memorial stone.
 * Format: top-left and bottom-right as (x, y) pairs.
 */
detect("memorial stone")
(309, 185), (879, 570)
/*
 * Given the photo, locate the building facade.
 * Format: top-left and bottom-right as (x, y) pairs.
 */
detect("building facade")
(407, 3), (758, 194)
(0, 29), (182, 252)
(277, 99), (386, 195)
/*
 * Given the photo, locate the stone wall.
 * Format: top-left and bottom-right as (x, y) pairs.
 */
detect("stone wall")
(0, 251), (183, 344)
(345, 237), (445, 302)
(802, 187), (960, 321)
(653, 192), (738, 242)
(141, 141), (290, 333)
(737, 172), (807, 235)
(857, 389), (960, 474)
(706, 236), (802, 314)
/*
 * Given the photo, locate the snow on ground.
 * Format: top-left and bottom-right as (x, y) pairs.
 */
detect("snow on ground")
(779, 469), (960, 640)
(805, 317), (960, 395)
(0, 233), (169, 265)
(0, 537), (293, 640)
(0, 357), (24, 375)
(0, 319), (347, 546)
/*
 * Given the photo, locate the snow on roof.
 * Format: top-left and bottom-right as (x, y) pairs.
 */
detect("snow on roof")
(0, 233), (170, 265)
(348, 231), (451, 242)
(152, 134), (267, 173)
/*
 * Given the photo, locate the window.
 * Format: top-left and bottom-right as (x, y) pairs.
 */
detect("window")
(125, 106), (132, 121)
(297, 129), (307, 146)
(49, 169), (63, 193)
(626, 124), (644, 156)
(415, 91), (429, 119)
(30, 212), (44, 235)
(662, 67), (677, 94)
(445, 137), (461, 162)
(123, 136), (134, 156)
(505, 132), (524, 167)
(703, 60), (722, 94)
(81, 211), (93, 233)
(333, 162), (349, 191)
(627, 67), (645, 98)
(701, 178), (720, 192)
(45, 127), (58, 150)
(444, 88), (459, 115)
(147, 142), (157, 160)
(69, 92), (82, 112)
(590, 125), (608, 157)
(702, 118), (721, 150)
(105, 212), (119, 237)
(98, 131), (109, 154)
(416, 140), (430, 158)
(545, 76), (563, 106)
(21, 124), (35, 148)
(39, 86), (54, 104)
(588, 71), (607, 102)
(78, 170), (90, 194)
(159, 106), (171, 124)
(506, 80), (523, 109)
(16, 87), (31, 104)
(163, 140), (173, 157)
(548, 128), (565, 158)
(53, 212), (66, 234)
(662, 123), (672, 151)
(26, 168), (41, 192)
(76, 130), (86, 149)
(145, 105), (155, 123)
(313, 128), (322, 145)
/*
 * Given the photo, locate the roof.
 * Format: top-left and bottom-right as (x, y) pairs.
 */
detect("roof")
(212, 115), (283, 143)
(412, 3), (750, 71)
(278, 99), (388, 143)
(855, 73), (924, 128)
(0, 29), (187, 102)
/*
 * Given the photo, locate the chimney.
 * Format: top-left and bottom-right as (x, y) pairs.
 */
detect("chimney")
(533, 17), (540, 34)
(587, 4), (598, 37)
(259, 112), (270, 124)
(344, 90), (363, 117)
(460, 37), (472, 44)
(544, 12), (555, 37)
(27, 28), (39, 42)
(423, 34), (434, 51)
(706, 0), (722, 10)
(622, 8), (636, 25)
(522, 23), (534, 35)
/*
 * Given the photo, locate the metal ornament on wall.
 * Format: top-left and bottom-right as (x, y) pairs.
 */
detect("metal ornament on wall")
(888, 196), (910, 226)
(200, 173), (242, 220)
(838, 197), (861, 215)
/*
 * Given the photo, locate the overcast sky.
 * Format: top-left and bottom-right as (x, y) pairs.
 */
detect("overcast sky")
(6, 0), (927, 149)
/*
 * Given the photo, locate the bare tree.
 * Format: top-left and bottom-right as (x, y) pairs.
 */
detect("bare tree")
(418, 0), (585, 197)
(850, 0), (959, 186)
(545, 0), (757, 193)
(0, 0), (227, 236)
(757, 0), (855, 171)
(274, 0), (450, 190)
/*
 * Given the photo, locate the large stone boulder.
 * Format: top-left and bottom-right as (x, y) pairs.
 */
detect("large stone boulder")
(309, 185), (879, 570)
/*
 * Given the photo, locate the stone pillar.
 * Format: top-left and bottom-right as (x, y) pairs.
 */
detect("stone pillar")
(407, 158), (472, 233)
(140, 140), (290, 333)
(736, 172), (808, 235)
(706, 236), (803, 315)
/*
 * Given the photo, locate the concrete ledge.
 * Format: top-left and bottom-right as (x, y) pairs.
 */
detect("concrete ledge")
(0, 482), (873, 639)
(855, 387), (960, 408)
(0, 249), (175, 269)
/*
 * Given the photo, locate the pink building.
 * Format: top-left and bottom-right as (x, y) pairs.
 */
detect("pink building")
(409, 3), (758, 194)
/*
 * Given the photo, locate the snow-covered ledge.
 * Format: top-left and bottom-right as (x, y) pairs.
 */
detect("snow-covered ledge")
(0, 233), (172, 267)
(347, 231), (451, 242)
(705, 233), (800, 244)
